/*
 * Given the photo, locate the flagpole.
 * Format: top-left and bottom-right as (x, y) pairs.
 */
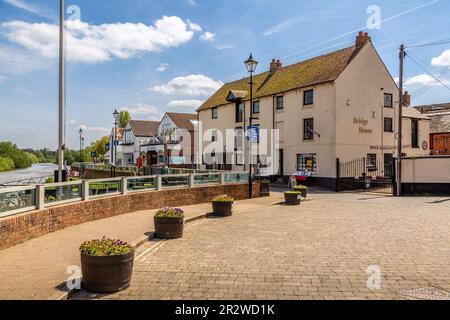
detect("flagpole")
(58, 0), (65, 182)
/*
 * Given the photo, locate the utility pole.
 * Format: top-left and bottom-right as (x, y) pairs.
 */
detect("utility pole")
(397, 44), (405, 197)
(57, 0), (65, 182)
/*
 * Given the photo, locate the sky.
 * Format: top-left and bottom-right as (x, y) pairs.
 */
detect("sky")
(0, 0), (450, 150)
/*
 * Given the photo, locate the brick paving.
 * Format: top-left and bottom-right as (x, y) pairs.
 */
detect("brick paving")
(73, 192), (450, 300)
(0, 194), (276, 300)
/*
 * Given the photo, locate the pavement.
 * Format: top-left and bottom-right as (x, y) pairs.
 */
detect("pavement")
(72, 191), (450, 301)
(1, 189), (449, 300)
(0, 193), (279, 300)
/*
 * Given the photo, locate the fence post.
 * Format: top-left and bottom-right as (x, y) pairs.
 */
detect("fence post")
(82, 181), (90, 201)
(36, 184), (45, 210)
(121, 177), (128, 195)
(392, 159), (398, 196)
(220, 172), (226, 185)
(336, 158), (340, 193)
(156, 175), (162, 190)
(189, 174), (195, 188)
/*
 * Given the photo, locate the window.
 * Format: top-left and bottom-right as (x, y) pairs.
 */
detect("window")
(411, 119), (419, 148)
(276, 96), (284, 110)
(252, 100), (260, 114)
(384, 93), (393, 108)
(297, 154), (317, 172)
(236, 152), (244, 165)
(367, 154), (377, 171)
(384, 117), (393, 132)
(303, 118), (314, 140)
(236, 102), (244, 123)
(303, 89), (314, 106)
(235, 127), (244, 150)
(212, 107), (218, 119)
(211, 130), (218, 142)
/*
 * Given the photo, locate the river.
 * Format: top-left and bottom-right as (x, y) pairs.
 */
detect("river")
(0, 163), (58, 185)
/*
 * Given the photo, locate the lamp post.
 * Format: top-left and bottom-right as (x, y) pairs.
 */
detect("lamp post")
(113, 109), (120, 166)
(57, 0), (65, 183)
(245, 53), (258, 199)
(79, 128), (83, 163)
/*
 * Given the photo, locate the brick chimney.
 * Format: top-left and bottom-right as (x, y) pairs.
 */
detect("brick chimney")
(356, 31), (371, 48)
(269, 59), (282, 73)
(402, 91), (411, 107)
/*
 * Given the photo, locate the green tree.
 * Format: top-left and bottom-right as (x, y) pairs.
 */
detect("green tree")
(89, 136), (110, 158)
(119, 110), (131, 128)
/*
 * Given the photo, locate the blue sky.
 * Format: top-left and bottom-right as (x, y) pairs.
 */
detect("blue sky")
(0, 0), (450, 149)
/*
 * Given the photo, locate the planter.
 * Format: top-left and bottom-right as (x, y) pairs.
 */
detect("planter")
(284, 192), (301, 205)
(81, 251), (134, 294)
(154, 216), (184, 239)
(212, 201), (234, 217)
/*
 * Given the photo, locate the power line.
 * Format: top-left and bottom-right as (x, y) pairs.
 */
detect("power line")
(406, 39), (450, 49)
(406, 53), (450, 91)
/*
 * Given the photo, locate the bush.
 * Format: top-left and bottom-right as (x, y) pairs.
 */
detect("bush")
(212, 195), (235, 203)
(294, 185), (308, 191)
(285, 191), (301, 195)
(155, 207), (185, 219)
(80, 237), (133, 256)
(0, 156), (15, 172)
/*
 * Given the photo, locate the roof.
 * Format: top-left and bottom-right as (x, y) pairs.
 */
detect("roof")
(129, 120), (159, 137)
(166, 113), (197, 131)
(197, 45), (360, 111)
(414, 103), (450, 114)
(402, 107), (430, 120)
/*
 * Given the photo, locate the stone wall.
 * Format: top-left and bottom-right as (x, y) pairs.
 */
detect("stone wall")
(0, 183), (261, 250)
(82, 168), (137, 179)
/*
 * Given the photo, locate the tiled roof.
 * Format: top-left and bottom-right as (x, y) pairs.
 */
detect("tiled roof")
(414, 103), (450, 114)
(129, 120), (159, 137)
(197, 45), (359, 111)
(166, 113), (197, 131)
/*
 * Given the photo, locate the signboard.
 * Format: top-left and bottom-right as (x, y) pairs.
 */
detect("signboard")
(114, 140), (120, 146)
(246, 126), (260, 143)
(105, 143), (110, 151)
(91, 151), (97, 158)
(169, 157), (186, 165)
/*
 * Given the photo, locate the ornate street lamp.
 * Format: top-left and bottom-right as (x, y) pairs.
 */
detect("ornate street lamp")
(244, 53), (258, 199)
(113, 109), (120, 166)
(79, 127), (84, 163)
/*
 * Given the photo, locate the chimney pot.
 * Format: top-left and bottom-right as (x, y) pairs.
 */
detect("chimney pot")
(270, 58), (282, 73)
(402, 91), (411, 107)
(356, 31), (371, 48)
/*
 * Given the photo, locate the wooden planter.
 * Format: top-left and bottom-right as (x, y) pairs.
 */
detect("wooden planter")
(154, 216), (184, 239)
(284, 192), (301, 205)
(81, 251), (134, 294)
(212, 201), (234, 217)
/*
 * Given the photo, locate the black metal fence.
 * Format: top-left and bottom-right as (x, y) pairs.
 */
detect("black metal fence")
(337, 157), (395, 195)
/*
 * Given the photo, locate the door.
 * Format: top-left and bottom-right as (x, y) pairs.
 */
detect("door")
(279, 149), (284, 177)
(384, 154), (393, 177)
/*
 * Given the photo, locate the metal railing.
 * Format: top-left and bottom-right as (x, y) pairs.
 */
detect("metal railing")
(0, 171), (249, 218)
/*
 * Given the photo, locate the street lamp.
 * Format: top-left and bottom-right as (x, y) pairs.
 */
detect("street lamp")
(79, 128), (84, 163)
(244, 53), (258, 199)
(113, 109), (120, 166)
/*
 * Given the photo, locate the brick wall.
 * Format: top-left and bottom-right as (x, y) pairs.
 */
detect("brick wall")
(0, 183), (260, 250)
(83, 169), (136, 179)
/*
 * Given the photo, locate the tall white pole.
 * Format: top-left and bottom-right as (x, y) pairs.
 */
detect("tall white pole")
(58, 0), (65, 182)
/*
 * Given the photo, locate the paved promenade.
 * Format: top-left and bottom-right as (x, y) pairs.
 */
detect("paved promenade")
(73, 191), (450, 300)
(0, 193), (278, 300)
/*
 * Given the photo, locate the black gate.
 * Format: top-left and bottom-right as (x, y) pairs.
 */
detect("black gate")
(337, 157), (396, 195)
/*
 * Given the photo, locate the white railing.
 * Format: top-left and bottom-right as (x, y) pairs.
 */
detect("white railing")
(0, 172), (249, 219)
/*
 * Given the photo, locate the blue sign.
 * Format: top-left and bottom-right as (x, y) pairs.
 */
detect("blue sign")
(105, 143), (110, 151)
(113, 140), (120, 146)
(91, 151), (97, 158)
(246, 126), (260, 143)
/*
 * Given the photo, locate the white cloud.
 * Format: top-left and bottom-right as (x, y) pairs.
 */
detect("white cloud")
(80, 125), (110, 133)
(2, 16), (201, 63)
(200, 31), (216, 42)
(404, 74), (449, 86)
(216, 44), (233, 50)
(150, 74), (223, 96)
(263, 18), (300, 36)
(68, 120), (78, 125)
(167, 99), (204, 109)
(157, 63), (169, 72)
(186, 0), (199, 7)
(187, 20), (202, 32)
(0, 45), (49, 75)
(431, 49), (450, 67)
(121, 104), (162, 120)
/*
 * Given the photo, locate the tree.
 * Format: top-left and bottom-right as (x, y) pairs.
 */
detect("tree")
(119, 110), (131, 128)
(90, 136), (110, 157)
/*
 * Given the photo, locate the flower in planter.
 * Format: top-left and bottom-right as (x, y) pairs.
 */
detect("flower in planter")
(294, 185), (308, 191)
(80, 236), (133, 256)
(213, 195), (235, 203)
(285, 191), (301, 195)
(155, 207), (185, 219)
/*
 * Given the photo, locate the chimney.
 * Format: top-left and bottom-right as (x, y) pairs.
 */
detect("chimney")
(402, 91), (411, 107)
(270, 59), (282, 73)
(356, 31), (371, 48)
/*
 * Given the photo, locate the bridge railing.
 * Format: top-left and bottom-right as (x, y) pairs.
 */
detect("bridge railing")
(0, 172), (249, 219)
